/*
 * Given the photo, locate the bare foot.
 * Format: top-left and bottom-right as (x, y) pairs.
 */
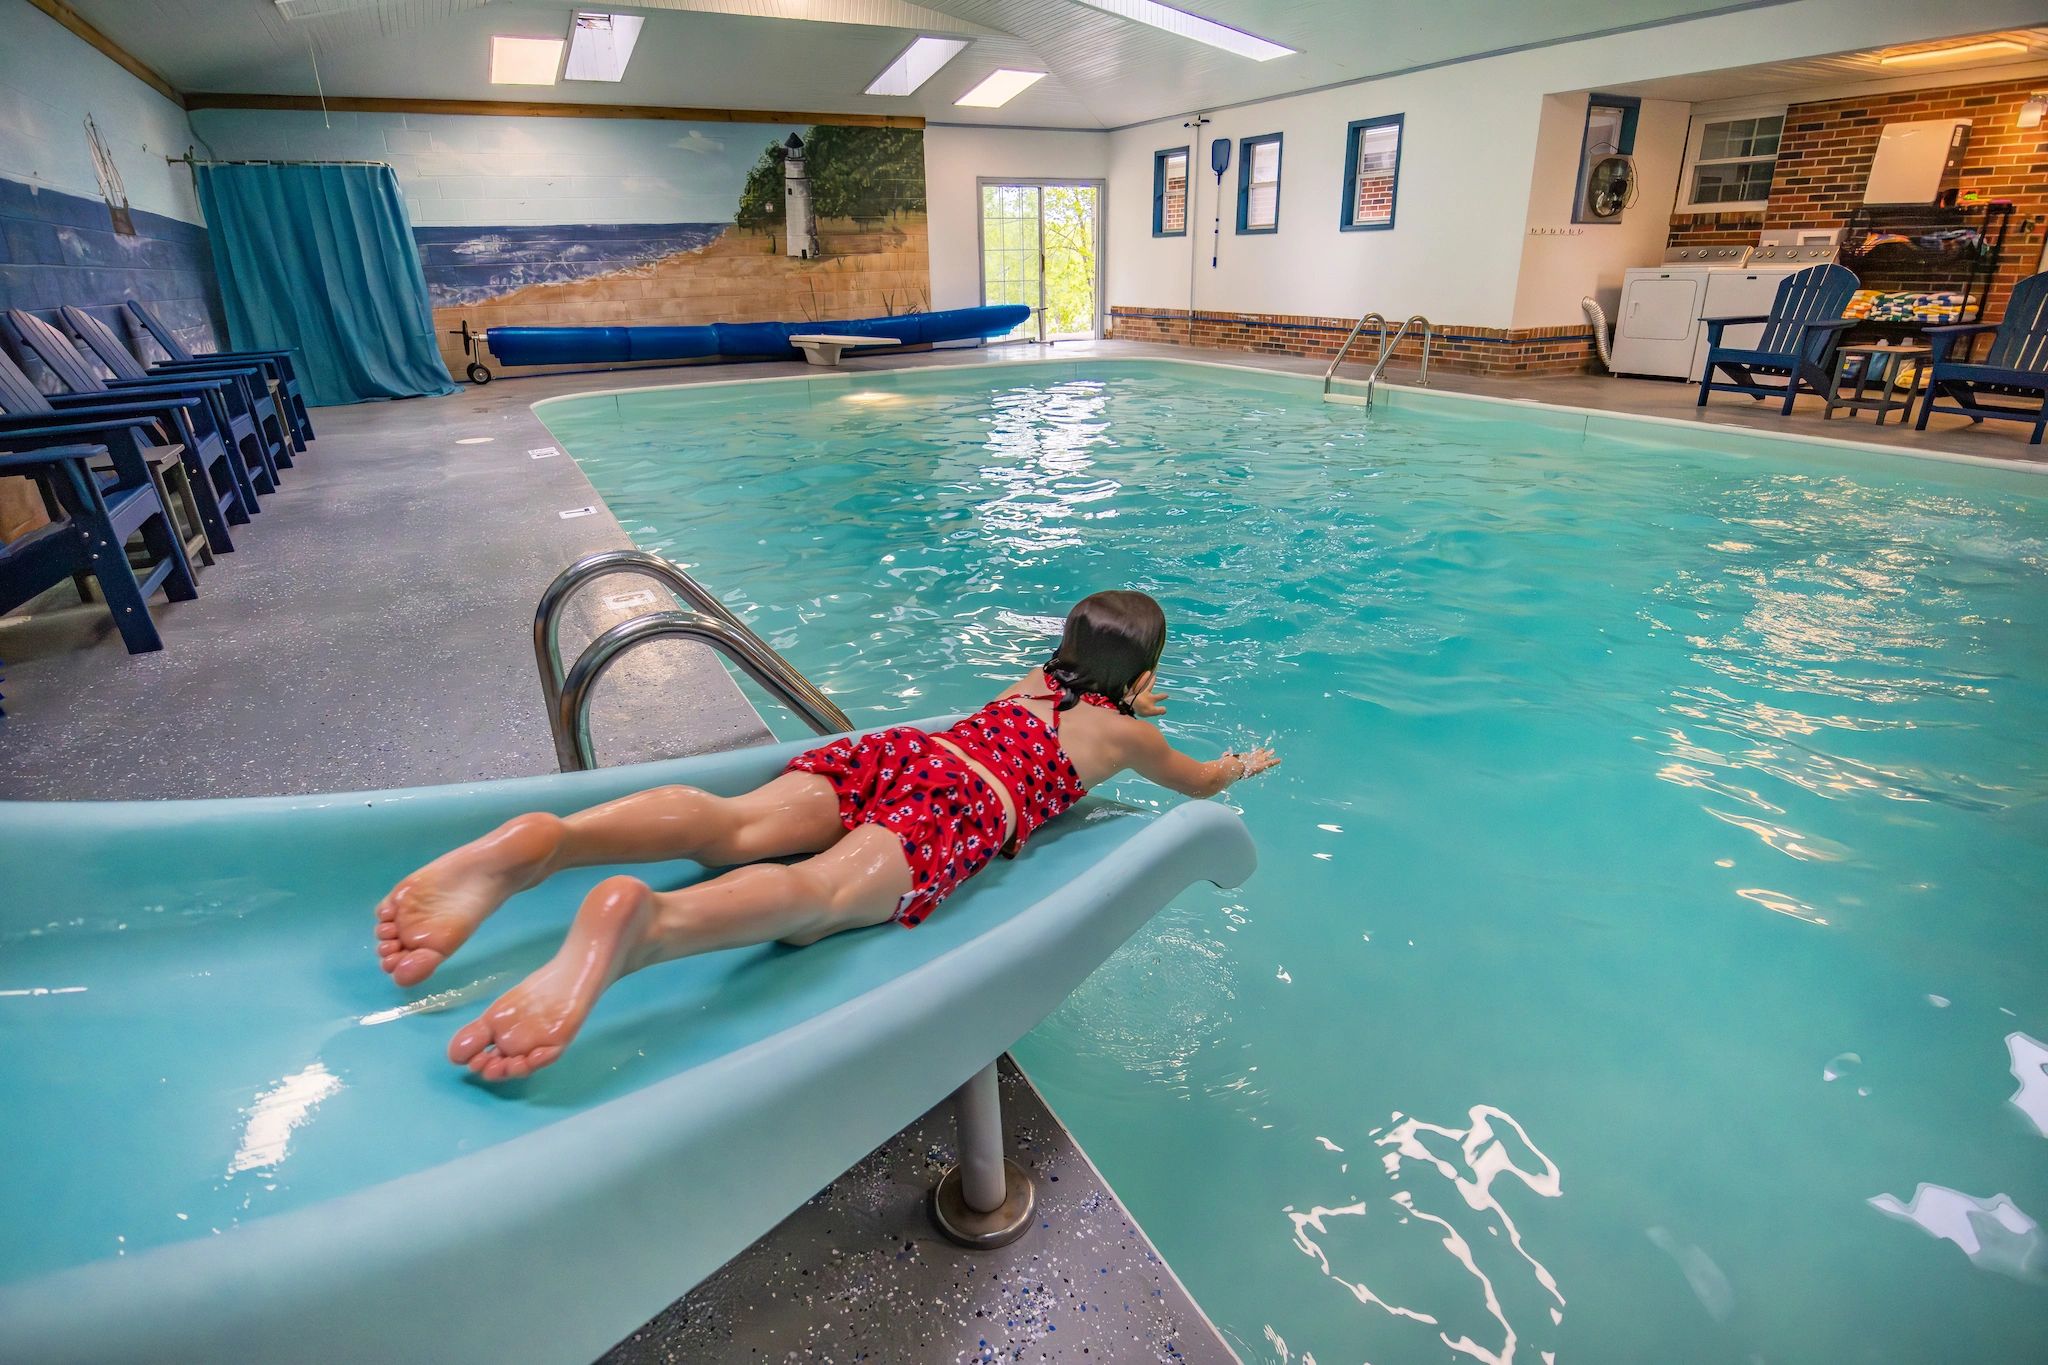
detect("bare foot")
(446, 874), (654, 1081)
(375, 813), (564, 987)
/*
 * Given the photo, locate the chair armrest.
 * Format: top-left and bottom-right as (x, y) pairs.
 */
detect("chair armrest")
(0, 443), (106, 473)
(0, 417), (159, 446)
(33, 395), (201, 419)
(1923, 323), (1996, 366)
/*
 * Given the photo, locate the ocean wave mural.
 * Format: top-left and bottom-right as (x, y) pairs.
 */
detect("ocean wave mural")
(415, 222), (731, 306)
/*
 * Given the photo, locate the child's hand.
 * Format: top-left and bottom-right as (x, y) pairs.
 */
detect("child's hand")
(1131, 686), (1169, 718)
(1224, 747), (1280, 781)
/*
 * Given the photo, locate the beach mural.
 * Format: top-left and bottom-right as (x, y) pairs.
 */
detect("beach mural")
(411, 122), (929, 373)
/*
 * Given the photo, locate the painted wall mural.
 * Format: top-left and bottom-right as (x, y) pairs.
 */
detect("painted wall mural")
(411, 122), (929, 373)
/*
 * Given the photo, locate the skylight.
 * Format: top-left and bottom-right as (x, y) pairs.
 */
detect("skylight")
(866, 36), (970, 96)
(1071, 0), (1293, 61)
(564, 12), (644, 82)
(490, 35), (565, 85)
(955, 69), (1047, 108)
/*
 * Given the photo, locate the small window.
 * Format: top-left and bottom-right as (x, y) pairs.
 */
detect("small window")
(1153, 147), (1189, 237)
(1236, 133), (1282, 234)
(1341, 114), (1402, 231)
(1572, 94), (1639, 224)
(1680, 109), (1785, 212)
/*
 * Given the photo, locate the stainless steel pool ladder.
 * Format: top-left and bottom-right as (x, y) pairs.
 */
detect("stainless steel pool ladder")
(1323, 312), (1434, 408)
(533, 549), (851, 773)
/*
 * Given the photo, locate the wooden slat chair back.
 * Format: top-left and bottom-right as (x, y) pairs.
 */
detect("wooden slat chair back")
(6, 309), (276, 500)
(0, 338), (244, 553)
(124, 299), (314, 445)
(1916, 271), (2048, 444)
(65, 306), (294, 470)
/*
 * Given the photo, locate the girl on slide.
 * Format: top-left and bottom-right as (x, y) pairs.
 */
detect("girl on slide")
(373, 591), (1280, 1081)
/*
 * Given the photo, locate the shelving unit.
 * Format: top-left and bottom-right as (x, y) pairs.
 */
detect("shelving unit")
(1838, 201), (2015, 339)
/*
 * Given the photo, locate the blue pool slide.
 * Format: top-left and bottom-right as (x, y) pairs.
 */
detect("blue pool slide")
(0, 728), (1253, 1364)
(474, 303), (1032, 375)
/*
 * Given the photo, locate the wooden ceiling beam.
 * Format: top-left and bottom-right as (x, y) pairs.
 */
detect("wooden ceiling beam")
(183, 93), (924, 129)
(24, 0), (184, 108)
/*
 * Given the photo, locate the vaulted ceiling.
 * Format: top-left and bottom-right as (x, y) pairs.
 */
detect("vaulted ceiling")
(61, 0), (1798, 129)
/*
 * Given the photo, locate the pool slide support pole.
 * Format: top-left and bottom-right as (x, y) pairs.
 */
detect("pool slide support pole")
(929, 1061), (1036, 1248)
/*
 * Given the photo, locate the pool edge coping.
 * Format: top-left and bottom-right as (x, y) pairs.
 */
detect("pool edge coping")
(530, 352), (2048, 479)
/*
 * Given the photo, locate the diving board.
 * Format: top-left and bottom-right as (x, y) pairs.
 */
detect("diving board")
(788, 333), (901, 366)
(0, 729), (1254, 1365)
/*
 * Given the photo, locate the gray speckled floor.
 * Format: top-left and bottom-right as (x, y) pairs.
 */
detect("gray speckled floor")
(602, 1058), (1234, 1365)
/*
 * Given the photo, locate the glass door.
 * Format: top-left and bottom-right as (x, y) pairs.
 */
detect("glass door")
(979, 181), (1101, 342)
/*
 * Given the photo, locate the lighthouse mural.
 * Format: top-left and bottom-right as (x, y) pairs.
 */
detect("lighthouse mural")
(782, 133), (819, 259)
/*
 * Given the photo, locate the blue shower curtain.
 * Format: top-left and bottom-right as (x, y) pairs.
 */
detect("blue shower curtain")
(196, 163), (453, 406)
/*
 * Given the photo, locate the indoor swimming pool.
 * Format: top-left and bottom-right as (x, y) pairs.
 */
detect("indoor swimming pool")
(537, 359), (2048, 1363)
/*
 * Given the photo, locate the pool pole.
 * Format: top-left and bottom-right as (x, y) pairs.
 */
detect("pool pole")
(929, 1061), (1036, 1248)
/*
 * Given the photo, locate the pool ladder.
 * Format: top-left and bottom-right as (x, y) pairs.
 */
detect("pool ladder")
(1323, 312), (1433, 408)
(534, 549), (850, 773)
(531, 547), (1042, 1249)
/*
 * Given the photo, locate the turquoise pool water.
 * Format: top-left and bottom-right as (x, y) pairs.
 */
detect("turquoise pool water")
(538, 360), (2048, 1363)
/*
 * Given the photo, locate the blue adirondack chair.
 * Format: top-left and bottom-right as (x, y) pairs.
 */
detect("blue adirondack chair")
(0, 345), (244, 555)
(0, 441), (196, 662)
(1698, 264), (1861, 415)
(5, 310), (276, 501)
(64, 306), (295, 472)
(1916, 271), (2048, 445)
(125, 299), (315, 448)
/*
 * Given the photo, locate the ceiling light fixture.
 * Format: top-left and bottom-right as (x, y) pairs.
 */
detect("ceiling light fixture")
(1877, 37), (2028, 66)
(867, 36), (970, 96)
(955, 69), (1047, 108)
(1069, 0), (1293, 62)
(564, 12), (644, 82)
(490, 34), (565, 85)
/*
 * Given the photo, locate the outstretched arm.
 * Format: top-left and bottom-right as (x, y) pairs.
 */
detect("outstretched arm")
(1124, 724), (1279, 799)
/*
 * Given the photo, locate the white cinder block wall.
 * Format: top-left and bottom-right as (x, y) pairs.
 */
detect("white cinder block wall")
(923, 126), (1109, 313)
(0, 0), (198, 222)
(188, 109), (793, 229)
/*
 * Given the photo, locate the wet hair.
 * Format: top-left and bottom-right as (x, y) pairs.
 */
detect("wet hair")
(1043, 591), (1167, 714)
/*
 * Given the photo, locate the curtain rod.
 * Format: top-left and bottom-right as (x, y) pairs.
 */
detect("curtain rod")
(166, 152), (392, 168)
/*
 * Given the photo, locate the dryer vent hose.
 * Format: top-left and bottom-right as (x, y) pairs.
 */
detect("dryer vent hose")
(1581, 296), (1613, 373)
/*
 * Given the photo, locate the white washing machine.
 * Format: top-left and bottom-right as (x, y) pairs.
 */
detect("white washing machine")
(1698, 232), (1844, 383)
(1609, 244), (1751, 380)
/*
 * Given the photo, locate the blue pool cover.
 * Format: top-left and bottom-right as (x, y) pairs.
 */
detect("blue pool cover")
(485, 304), (1032, 368)
(0, 726), (1252, 1365)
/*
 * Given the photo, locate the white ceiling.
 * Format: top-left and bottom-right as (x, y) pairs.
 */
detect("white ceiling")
(1599, 25), (2048, 105)
(65, 0), (1802, 129)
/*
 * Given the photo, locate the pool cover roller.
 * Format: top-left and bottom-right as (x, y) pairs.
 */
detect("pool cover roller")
(0, 725), (1253, 1365)
(481, 304), (1032, 369)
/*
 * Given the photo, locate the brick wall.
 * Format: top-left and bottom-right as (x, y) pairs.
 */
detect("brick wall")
(1105, 307), (1595, 377)
(1672, 77), (2048, 319)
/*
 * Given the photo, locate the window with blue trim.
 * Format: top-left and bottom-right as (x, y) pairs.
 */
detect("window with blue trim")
(1341, 114), (1402, 231)
(1572, 94), (1640, 224)
(1153, 147), (1189, 237)
(1235, 133), (1282, 234)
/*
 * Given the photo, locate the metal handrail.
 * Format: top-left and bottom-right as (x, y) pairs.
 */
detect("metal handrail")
(556, 610), (851, 772)
(1323, 311), (1387, 399)
(1361, 314), (1435, 409)
(534, 549), (851, 771)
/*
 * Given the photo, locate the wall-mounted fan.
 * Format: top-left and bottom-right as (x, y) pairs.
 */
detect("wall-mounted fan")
(1584, 154), (1639, 219)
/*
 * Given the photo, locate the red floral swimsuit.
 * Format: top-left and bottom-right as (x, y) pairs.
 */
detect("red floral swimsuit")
(787, 680), (1122, 925)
